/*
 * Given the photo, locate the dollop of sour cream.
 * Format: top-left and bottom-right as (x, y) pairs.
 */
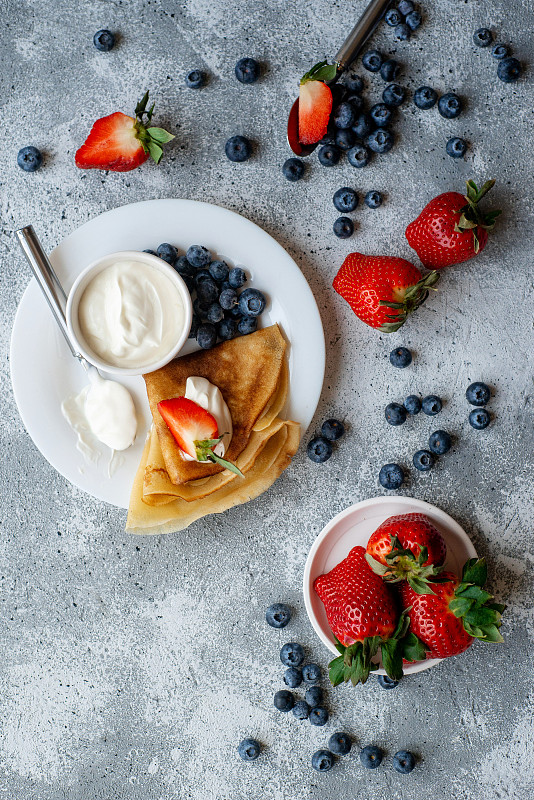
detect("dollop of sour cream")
(78, 260), (185, 370)
(183, 376), (233, 461)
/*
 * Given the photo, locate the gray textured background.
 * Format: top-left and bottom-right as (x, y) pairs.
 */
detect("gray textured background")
(1, 1), (533, 798)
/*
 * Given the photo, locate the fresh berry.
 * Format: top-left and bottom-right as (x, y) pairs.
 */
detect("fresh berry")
(333, 217), (354, 239)
(284, 667), (303, 688)
(347, 144), (371, 167)
(377, 674), (399, 689)
(93, 29), (115, 51)
(438, 93), (463, 119)
(352, 113), (374, 139)
(302, 663), (321, 683)
(174, 255), (195, 277)
(328, 732), (352, 756)
(307, 436), (333, 463)
(405, 180), (501, 268)
(157, 242), (178, 264)
(413, 449), (435, 471)
(305, 686), (323, 707)
(473, 28), (493, 48)
(187, 244), (211, 267)
(282, 157), (305, 181)
(404, 395), (422, 414)
(17, 146), (43, 172)
(321, 419), (345, 441)
(382, 83), (406, 107)
(379, 463), (404, 490)
(393, 750), (416, 773)
(385, 8), (402, 26)
(157, 396), (219, 460)
(333, 187), (358, 213)
(238, 288), (265, 316)
(446, 137), (468, 158)
(143, 249), (157, 256)
(206, 303), (224, 324)
(311, 749), (334, 772)
(197, 278), (219, 302)
(365, 190), (383, 209)
(469, 408), (491, 429)
(395, 23), (411, 40)
(466, 382), (490, 406)
(75, 92), (174, 171)
(188, 315), (200, 338)
(238, 316), (258, 335)
(492, 43), (509, 59)
(309, 707), (329, 726)
(414, 86), (437, 109)
(266, 603), (291, 628)
(235, 57), (260, 84)
(422, 395), (442, 415)
(389, 346), (411, 367)
(292, 700), (310, 721)
(193, 298), (210, 318)
(366, 128), (394, 154)
(497, 56), (522, 82)
(335, 128), (356, 151)
(237, 738), (261, 761)
(197, 323), (217, 350)
(345, 72), (364, 92)
(318, 143), (341, 166)
(370, 102), (394, 128)
(228, 267), (247, 288)
(298, 61), (336, 145)
(195, 269), (212, 285)
(225, 135), (252, 162)
(273, 690), (294, 712)
(360, 745), (383, 769)
(385, 402), (407, 426)
(428, 430), (452, 455)
(380, 59), (401, 82)
(398, 0), (414, 14)
(362, 50), (383, 71)
(280, 642), (305, 667)
(208, 260), (229, 283)
(406, 10), (422, 30)
(219, 288), (238, 311)
(333, 101), (356, 129)
(333, 252), (438, 332)
(185, 69), (205, 89)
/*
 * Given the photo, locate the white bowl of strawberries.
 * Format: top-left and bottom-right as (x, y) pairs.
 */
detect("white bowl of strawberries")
(303, 496), (505, 683)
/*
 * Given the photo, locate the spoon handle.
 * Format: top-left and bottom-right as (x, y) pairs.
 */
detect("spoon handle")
(334, 0), (392, 71)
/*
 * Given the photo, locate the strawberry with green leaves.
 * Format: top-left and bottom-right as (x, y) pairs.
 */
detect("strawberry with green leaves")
(298, 61), (337, 145)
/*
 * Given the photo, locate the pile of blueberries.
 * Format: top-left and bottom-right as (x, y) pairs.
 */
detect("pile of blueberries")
(473, 27), (522, 83)
(384, 1), (423, 42)
(144, 242), (266, 350)
(307, 418), (345, 463)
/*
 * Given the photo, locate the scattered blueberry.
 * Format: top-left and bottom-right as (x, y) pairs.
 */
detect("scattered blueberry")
(466, 382), (490, 406)
(195, 269), (212, 285)
(492, 43), (509, 60)
(382, 83), (406, 107)
(333, 216), (354, 239)
(292, 700), (311, 721)
(360, 745), (383, 769)
(93, 29), (114, 52)
(237, 738), (260, 761)
(366, 128), (394, 154)
(438, 93), (463, 119)
(321, 419), (345, 441)
(274, 690), (295, 712)
(365, 190), (383, 209)
(469, 408), (491, 429)
(377, 674), (399, 689)
(185, 69), (205, 89)
(318, 144), (341, 167)
(309, 707), (329, 726)
(473, 28), (493, 48)
(335, 128), (357, 151)
(206, 302), (224, 324)
(282, 157), (305, 181)
(225, 135), (252, 162)
(174, 255), (195, 277)
(369, 102), (394, 128)
(280, 642), (305, 667)
(220, 289), (238, 312)
(422, 395), (442, 415)
(345, 72), (364, 93)
(17, 146), (43, 172)
(302, 663), (321, 683)
(385, 402), (407, 426)
(208, 260), (229, 283)
(235, 57), (260, 84)
(333, 187), (358, 213)
(217, 317), (237, 340)
(398, 0), (414, 14)
(187, 244), (211, 268)
(196, 277), (219, 302)
(307, 436), (333, 463)
(347, 144), (371, 167)
(305, 686), (323, 707)
(284, 667), (303, 688)
(497, 56), (522, 82)
(362, 50), (383, 72)
(265, 603), (291, 628)
(333, 101), (356, 129)
(413, 449), (435, 471)
(157, 242), (178, 264)
(406, 10), (422, 30)
(228, 267), (247, 288)
(196, 323), (217, 350)
(352, 112), (374, 139)
(393, 750), (416, 774)
(389, 346), (411, 367)
(380, 58), (401, 81)
(238, 316), (258, 335)
(404, 395), (422, 415)
(328, 732), (352, 756)
(428, 430), (452, 455)
(379, 463), (404, 490)
(446, 137), (468, 158)
(414, 86), (438, 109)
(385, 9), (402, 27)
(311, 749), (334, 772)
(395, 23), (411, 41)
(238, 287), (266, 317)
(193, 298), (210, 318)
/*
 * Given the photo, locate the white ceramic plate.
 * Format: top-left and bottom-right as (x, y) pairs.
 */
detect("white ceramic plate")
(10, 199), (325, 508)
(303, 496), (478, 676)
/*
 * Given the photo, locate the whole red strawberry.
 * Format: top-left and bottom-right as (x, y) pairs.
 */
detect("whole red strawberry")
(332, 253), (439, 332)
(400, 558), (506, 659)
(405, 180), (501, 269)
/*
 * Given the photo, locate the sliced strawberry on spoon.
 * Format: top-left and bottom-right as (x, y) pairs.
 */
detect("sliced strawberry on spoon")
(298, 61), (337, 146)
(75, 91), (174, 172)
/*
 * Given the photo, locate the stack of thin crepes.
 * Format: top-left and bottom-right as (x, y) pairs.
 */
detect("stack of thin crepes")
(126, 324), (300, 534)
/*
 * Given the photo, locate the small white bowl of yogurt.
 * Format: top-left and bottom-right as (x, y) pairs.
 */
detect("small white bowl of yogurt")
(66, 250), (192, 376)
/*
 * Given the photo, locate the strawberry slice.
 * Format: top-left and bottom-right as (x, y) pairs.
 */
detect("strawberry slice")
(298, 61), (337, 146)
(75, 91), (174, 172)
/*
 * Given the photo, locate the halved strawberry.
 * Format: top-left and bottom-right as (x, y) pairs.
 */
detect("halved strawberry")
(75, 91), (174, 172)
(298, 61), (337, 146)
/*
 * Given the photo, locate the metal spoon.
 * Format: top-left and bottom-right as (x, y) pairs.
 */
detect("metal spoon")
(287, 0), (392, 156)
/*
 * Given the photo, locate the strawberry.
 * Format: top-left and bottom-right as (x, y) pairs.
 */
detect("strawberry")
(157, 396), (243, 475)
(332, 252), (439, 332)
(405, 180), (502, 269)
(365, 513), (447, 593)
(298, 61), (337, 145)
(400, 558), (506, 659)
(75, 91), (174, 172)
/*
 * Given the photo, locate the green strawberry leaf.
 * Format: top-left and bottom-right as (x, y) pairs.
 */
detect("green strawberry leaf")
(380, 638), (404, 681)
(364, 553), (389, 575)
(135, 91), (150, 117)
(300, 60), (337, 84)
(455, 585), (492, 603)
(408, 576), (436, 595)
(477, 624), (504, 644)
(194, 438), (244, 477)
(147, 127), (175, 144)
(462, 558), (487, 586)
(146, 140), (163, 164)
(449, 596), (474, 618)
(463, 606), (500, 627)
(401, 632), (429, 662)
(328, 654), (346, 687)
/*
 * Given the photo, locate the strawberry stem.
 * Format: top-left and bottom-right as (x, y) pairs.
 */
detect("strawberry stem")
(194, 437), (244, 477)
(453, 180), (502, 252)
(378, 270), (440, 333)
(133, 91), (174, 164)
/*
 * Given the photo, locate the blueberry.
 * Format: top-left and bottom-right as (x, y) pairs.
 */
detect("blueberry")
(225, 135), (252, 162)
(335, 128), (357, 151)
(333, 217), (354, 239)
(217, 318), (237, 340)
(193, 298), (210, 318)
(197, 278), (219, 302)
(344, 72), (364, 93)
(366, 128), (394, 154)
(188, 315), (200, 339)
(273, 690), (294, 712)
(307, 436), (333, 463)
(377, 674), (399, 689)
(266, 603), (291, 628)
(352, 114), (373, 140)
(333, 187), (358, 213)
(209, 260), (229, 283)
(219, 288), (238, 310)
(302, 663), (321, 683)
(228, 267), (247, 288)
(404, 395), (422, 415)
(492, 43), (509, 60)
(347, 144), (371, 167)
(333, 101), (356, 129)
(385, 8), (402, 26)
(406, 10), (422, 30)
(284, 667), (303, 688)
(280, 642), (305, 667)
(428, 430), (452, 455)
(317, 144), (341, 167)
(185, 69), (205, 89)
(446, 137), (468, 158)
(398, 0), (414, 14)
(238, 288), (265, 317)
(389, 346), (411, 367)
(362, 50), (383, 72)
(395, 23), (411, 41)
(379, 463), (404, 490)
(365, 190), (383, 209)
(311, 749), (334, 772)
(385, 402), (407, 426)
(195, 269), (212, 285)
(309, 706), (329, 726)
(466, 382), (490, 406)
(143, 249), (157, 256)
(196, 323), (217, 349)
(305, 686), (323, 707)
(413, 449), (435, 471)
(174, 255), (196, 277)
(292, 700), (311, 721)
(93, 29), (114, 52)
(238, 316), (258, 335)
(393, 750), (416, 774)
(187, 245), (211, 268)
(360, 745), (383, 769)
(157, 242), (178, 264)
(328, 732), (352, 756)
(235, 57), (260, 84)
(237, 738), (261, 761)
(321, 419), (345, 441)
(382, 83), (406, 107)
(422, 395), (442, 415)
(282, 157), (305, 181)
(473, 28), (493, 48)
(414, 86), (438, 109)
(380, 59), (401, 81)
(469, 408), (491, 429)
(370, 102), (394, 128)
(438, 93), (463, 119)
(17, 146), (43, 172)
(319, 132), (336, 146)
(206, 302), (224, 324)
(497, 56), (522, 82)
